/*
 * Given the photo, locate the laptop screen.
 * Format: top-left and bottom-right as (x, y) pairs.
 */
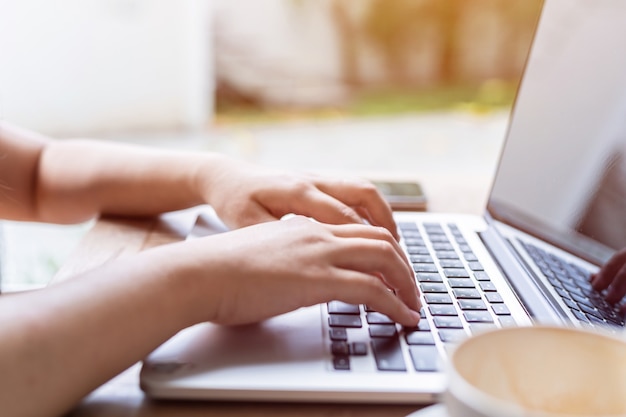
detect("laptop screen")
(487, 0), (626, 265)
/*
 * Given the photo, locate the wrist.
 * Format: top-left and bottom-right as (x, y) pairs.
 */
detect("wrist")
(192, 153), (238, 206)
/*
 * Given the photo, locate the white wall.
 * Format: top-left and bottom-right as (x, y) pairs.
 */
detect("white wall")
(0, 0), (212, 135)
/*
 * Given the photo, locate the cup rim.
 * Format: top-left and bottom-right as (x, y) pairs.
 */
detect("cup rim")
(445, 324), (626, 417)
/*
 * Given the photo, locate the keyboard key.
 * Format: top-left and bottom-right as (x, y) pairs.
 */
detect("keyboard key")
(432, 242), (454, 251)
(469, 323), (498, 335)
(424, 223), (444, 233)
(473, 271), (490, 281)
(457, 244), (473, 253)
(464, 253), (478, 262)
(423, 293), (453, 304)
(329, 315), (362, 328)
(329, 328), (348, 341)
(429, 235), (450, 243)
(458, 299), (488, 310)
(444, 268), (470, 278)
(416, 273), (444, 283)
(406, 331), (436, 345)
(333, 356), (350, 370)
(327, 301), (360, 315)
(439, 259), (464, 268)
(572, 309), (589, 323)
(479, 281), (497, 292)
(413, 264), (438, 273)
(578, 304), (602, 320)
(463, 311), (494, 323)
(404, 238), (425, 246)
(562, 297), (579, 311)
(438, 329), (468, 343)
(409, 345), (440, 372)
(452, 288), (482, 299)
(498, 315), (518, 327)
(562, 282), (584, 297)
(429, 305), (458, 316)
(351, 342), (368, 356)
(547, 277), (563, 289)
(448, 278), (475, 288)
(410, 255), (433, 263)
(491, 304), (511, 316)
(366, 312), (394, 324)
(570, 293), (594, 309)
(371, 338), (406, 371)
(421, 283), (448, 293)
(405, 319), (431, 332)
(468, 262), (484, 271)
(555, 287), (571, 300)
(485, 292), (503, 303)
(407, 246), (430, 255)
(331, 341), (350, 356)
(587, 315), (606, 326)
(369, 324), (398, 338)
(436, 251), (459, 259)
(454, 237), (467, 245)
(433, 316), (463, 329)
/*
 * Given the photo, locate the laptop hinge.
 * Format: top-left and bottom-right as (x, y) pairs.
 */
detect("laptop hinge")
(479, 225), (568, 325)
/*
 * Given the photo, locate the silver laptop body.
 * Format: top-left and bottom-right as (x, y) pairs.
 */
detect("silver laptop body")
(140, 0), (626, 403)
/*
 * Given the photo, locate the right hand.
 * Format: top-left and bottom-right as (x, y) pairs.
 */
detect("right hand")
(175, 216), (421, 327)
(591, 247), (626, 308)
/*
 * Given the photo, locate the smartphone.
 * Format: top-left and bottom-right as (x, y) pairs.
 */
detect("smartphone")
(372, 180), (427, 211)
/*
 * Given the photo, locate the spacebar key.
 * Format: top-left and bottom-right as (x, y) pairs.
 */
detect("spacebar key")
(371, 337), (406, 371)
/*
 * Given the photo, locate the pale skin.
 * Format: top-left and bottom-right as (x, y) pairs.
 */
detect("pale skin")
(591, 247), (626, 310)
(0, 122), (421, 417)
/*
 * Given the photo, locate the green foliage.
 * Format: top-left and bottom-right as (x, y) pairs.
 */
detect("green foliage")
(215, 79), (518, 125)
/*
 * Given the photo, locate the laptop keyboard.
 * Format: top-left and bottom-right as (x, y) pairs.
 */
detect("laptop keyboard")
(326, 221), (515, 372)
(520, 241), (625, 328)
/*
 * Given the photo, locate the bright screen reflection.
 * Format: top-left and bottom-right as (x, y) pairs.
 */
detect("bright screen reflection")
(489, 0), (626, 263)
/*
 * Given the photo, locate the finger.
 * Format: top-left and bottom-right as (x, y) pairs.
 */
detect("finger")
(319, 269), (421, 327)
(592, 248), (626, 291)
(327, 223), (408, 265)
(605, 264), (626, 304)
(332, 237), (420, 312)
(285, 186), (368, 226)
(313, 178), (399, 240)
(327, 223), (414, 295)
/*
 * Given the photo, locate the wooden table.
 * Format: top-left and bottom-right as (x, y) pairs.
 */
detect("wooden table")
(56, 174), (492, 417)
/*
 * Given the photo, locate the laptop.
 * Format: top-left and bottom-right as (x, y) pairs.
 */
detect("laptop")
(140, 0), (626, 404)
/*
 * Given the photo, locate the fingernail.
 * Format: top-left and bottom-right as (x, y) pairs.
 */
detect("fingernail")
(410, 310), (421, 323)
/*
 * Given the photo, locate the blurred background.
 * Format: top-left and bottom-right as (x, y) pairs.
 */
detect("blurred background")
(0, 0), (542, 288)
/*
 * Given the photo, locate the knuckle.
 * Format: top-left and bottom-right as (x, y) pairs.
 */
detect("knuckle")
(289, 179), (314, 197)
(373, 239), (396, 257)
(372, 225), (393, 240)
(362, 275), (388, 296)
(350, 180), (379, 197)
(339, 204), (358, 220)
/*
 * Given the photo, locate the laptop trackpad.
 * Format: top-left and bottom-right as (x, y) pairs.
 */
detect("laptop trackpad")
(143, 305), (326, 378)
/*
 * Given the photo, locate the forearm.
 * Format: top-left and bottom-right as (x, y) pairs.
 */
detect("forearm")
(0, 242), (212, 417)
(36, 139), (226, 223)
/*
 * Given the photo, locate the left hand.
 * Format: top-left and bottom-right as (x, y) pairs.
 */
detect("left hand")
(201, 158), (399, 239)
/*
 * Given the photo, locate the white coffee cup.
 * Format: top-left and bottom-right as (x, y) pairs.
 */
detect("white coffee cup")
(444, 325), (626, 417)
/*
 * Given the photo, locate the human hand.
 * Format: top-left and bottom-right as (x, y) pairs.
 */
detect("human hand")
(590, 247), (626, 308)
(201, 158), (399, 239)
(175, 216), (420, 327)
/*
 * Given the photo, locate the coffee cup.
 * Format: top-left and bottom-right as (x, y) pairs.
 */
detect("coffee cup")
(444, 325), (626, 417)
